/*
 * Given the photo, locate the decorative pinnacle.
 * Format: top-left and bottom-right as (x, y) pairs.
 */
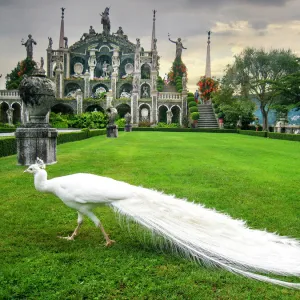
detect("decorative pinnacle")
(61, 7), (65, 19)
(153, 9), (156, 20)
(207, 30), (212, 44)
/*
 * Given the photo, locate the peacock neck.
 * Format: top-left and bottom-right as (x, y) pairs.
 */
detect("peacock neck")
(34, 169), (48, 192)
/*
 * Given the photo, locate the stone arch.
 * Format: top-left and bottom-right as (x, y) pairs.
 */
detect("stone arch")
(0, 102), (9, 123)
(139, 103), (151, 122)
(141, 63), (151, 79)
(116, 103), (131, 118)
(171, 105), (181, 124)
(140, 82), (151, 98)
(92, 83), (109, 98)
(85, 105), (105, 113)
(51, 103), (74, 114)
(119, 83), (133, 98)
(158, 105), (168, 123)
(65, 82), (81, 98)
(12, 102), (21, 124)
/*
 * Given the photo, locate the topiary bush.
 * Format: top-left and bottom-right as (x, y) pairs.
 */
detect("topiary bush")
(189, 106), (198, 113)
(0, 138), (17, 157)
(191, 112), (200, 120)
(188, 101), (197, 108)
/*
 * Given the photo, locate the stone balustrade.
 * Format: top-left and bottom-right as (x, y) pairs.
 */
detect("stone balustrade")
(158, 92), (182, 101)
(0, 90), (21, 100)
(274, 125), (300, 134)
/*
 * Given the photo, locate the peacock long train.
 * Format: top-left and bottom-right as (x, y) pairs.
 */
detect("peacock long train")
(24, 158), (300, 289)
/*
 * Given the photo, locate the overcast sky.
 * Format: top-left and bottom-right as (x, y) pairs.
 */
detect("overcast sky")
(1, 0), (300, 91)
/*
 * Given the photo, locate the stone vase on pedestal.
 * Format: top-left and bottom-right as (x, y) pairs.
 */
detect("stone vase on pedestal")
(16, 70), (58, 165)
(106, 107), (118, 138)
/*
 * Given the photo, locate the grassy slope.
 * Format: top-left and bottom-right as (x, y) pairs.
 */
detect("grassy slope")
(0, 132), (300, 299)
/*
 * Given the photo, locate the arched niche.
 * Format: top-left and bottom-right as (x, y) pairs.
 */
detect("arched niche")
(139, 103), (151, 122)
(119, 83), (133, 98)
(51, 103), (74, 115)
(12, 102), (21, 124)
(141, 64), (151, 79)
(116, 103), (131, 118)
(119, 58), (134, 78)
(65, 82), (81, 98)
(85, 105), (104, 113)
(171, 105), (181, 124)
(71, 56), (86, 76)
(158, 105), (168, 123)
(0, 102), (9, 123)
(140, 83), (151, 98)
(95, 54), (112, 78)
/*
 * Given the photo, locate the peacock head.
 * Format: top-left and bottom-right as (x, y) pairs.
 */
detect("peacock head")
(24, 157), (46, 174)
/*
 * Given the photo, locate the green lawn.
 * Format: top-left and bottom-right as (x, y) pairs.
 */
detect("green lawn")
(0, 132), (300, 299)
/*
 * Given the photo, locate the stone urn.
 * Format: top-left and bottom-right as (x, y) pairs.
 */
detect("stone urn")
(19, 72), (56, 125)
(16, 69), (58, 165)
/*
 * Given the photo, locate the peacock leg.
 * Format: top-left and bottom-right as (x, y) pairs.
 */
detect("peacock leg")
(58, 212), (83, 241)
(84, 210), (115, 246)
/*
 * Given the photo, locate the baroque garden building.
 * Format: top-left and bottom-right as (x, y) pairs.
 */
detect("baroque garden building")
(0, 8), (187, 126)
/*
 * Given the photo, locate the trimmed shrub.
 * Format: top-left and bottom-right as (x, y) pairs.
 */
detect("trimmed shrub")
(187, 92), (194, 97)
(191, 112), (200, 120)
(187, 96), (194, 103)
(238, 130), (267, 137)
(268, 132), (300, 141)
(189, 107), (198, 113)
(156, 122), (180, 128)
(188, 101), (197, 108)
(0, 137), (17, 157)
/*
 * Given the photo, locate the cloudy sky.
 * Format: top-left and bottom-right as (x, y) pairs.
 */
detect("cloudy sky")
(1, 0), (300, 91)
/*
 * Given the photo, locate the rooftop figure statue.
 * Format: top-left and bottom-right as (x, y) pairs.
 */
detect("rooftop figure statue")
(21, 34), (37, 59)
(168, 33), (187, 60)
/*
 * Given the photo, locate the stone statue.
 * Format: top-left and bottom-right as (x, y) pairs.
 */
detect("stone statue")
(89, 26), (96, 35)
(48, 37), (53, 49)
(142, 85), (149, 98)
(135, 52), (140, 70)
(136, 38), (141, 51)
(182, 73), (187, 90)
(168, 34), (187, 59)
(133, 76), (139, 91)
(167, 110), (173, 125)
(116, 26), (123, 37)
(237, 116), (242, 129)
(6, 108), (14, 125)
(100, 7), (111, 35)
(40, 57), (44, 69)
(107, 107), (118, 126)
(63, 37), (68, 48)
(21, 34), (37, 59)
(125, 112), (131, 125)
(102, 61), (109, 77)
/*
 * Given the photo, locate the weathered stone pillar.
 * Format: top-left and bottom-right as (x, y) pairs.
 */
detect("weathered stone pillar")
(182, 90), (187, 126)
(151, 70), (158, 124)
(83, 71), (90, 99)
(106, 89), (113, 109)
(55, 67), (63, 98)
(16, 70), (58, 165)
(76, 90), (83, 114)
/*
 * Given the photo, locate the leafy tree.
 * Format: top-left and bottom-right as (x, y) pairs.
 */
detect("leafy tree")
(223, 48), (300, 130)
(168, 57), (187, 91)
(6, 58), (37, 90)
(212, 84), (255, 128)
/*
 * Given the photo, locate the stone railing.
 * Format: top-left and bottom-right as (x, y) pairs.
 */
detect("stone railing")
(0, 89), (21, 100)
(158, 92), (182, 101)
(274, 125), (300, 134)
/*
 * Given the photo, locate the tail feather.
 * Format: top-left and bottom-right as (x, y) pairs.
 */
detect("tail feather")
(111, 187), (300, 289)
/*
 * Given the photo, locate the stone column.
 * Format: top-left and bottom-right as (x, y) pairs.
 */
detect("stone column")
(76, 90), (83, 114)
(151, 70), (158, 124)
(111, 72), (117, 99)
(55, 67), (64, 98)
(88, 49), (97, 80)
(66, 51), (70, 78)
(83, 71), (90, 98)
(106, 90), (113, 109)
(182, 90), (187, 125)
(46, 49), (52, 78)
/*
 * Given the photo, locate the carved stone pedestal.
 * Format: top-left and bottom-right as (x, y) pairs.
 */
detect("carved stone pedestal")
(106, 125), (118, 138)
(124, 124), (132, 132)
(15, 126), (58, 165)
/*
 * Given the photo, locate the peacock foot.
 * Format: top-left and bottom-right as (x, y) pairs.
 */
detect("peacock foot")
(105, 239), (115, 247)
(57, 235), (75, 241)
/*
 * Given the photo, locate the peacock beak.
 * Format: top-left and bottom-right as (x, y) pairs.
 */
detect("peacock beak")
(24, 168), (29, 173)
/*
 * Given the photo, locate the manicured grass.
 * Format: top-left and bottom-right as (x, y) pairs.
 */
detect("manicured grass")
(0, 132), (300, 299)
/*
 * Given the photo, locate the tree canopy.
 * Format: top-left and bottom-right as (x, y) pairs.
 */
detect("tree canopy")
(223, 48), (300, 130)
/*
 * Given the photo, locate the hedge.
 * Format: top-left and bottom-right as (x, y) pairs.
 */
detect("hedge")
(0, 137), (17, 157)
(268, 132), (300, 141)
(0, 129), (106, 157)
(238, 130), (268, 138)
(133, 127), (237, 133)
(0, 128), (16, 133)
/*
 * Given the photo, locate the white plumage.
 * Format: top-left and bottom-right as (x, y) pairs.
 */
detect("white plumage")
(25, 158), (300, 289)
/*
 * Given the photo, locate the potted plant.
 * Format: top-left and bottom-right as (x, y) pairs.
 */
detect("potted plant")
(191, 112), (200, 128)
